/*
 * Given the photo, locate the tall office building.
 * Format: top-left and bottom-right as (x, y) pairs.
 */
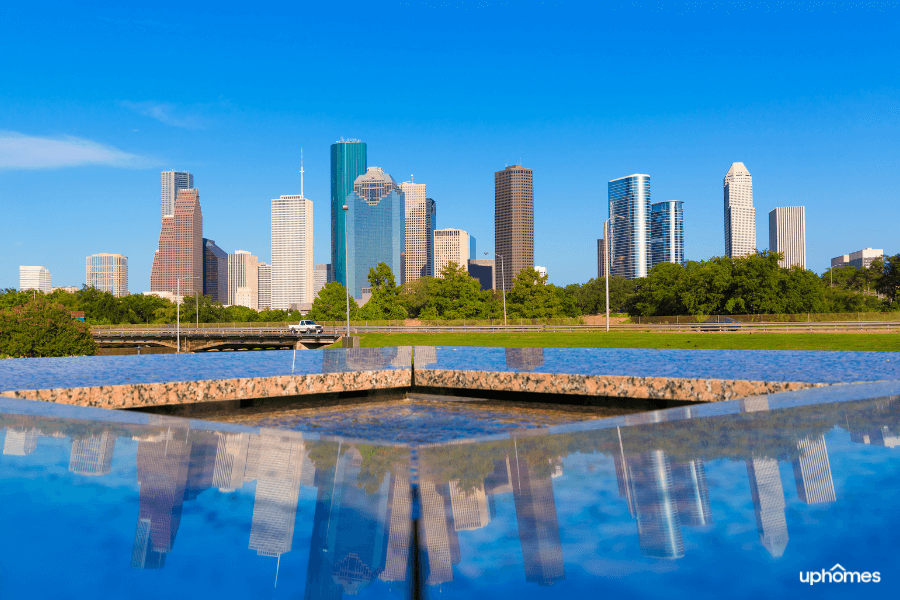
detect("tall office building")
(768, 207), (806, 269)
(272, 188), (314, 310)
(650, 200), (684, 268)
(467, 258), (494, 290)
(495, 165), (533, 291)
(150, 189), (203, 296)
(344, 167), (406, 299)
(331, 140), (367, 288)
(19, 266), (51, 293)
(792, 435), (836, 504)
(434, 228), (472, 277)
(724, 162), (756, 258)
(202, 239), (227, 303)
(228, 250), (258, 309)
(608, 174), (651, 279)
(449, 480), (490, 531)
(832, 248), (883, 270)
(69, 431), (117, 476)
(597, 221), (608, 279)
(257, 262), (271, 310)
(398, 181), (437, 282)
(312, 264), (332, 300)
(86, 253), (128, 297)
(160, 170), (194, 221)
(248, 433), (306, 558)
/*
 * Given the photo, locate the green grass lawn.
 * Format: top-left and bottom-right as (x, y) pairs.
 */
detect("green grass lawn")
(347, 331), (900, 351)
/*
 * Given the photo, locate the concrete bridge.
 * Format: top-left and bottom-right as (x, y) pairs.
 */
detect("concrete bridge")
(92, 327), (342, 353)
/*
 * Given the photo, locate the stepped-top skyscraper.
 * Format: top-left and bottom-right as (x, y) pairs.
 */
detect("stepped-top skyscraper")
(331, 140), (367, 288)
(495, 165), (533, 291)
(271, 158), (314, 310)
(160, 171), (194, 221)
(608, 174), (651, 279)
(150, 189), (203, 296)
(344, 167), (406, 299)
(724, 162), (755, 258)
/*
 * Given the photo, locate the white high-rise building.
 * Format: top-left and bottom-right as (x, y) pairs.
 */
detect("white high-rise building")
(19, 266), (51, 293)
(271, 179), (314, 310)
(257, 262), (272, 310)
(399, 180), (436, 283)
(86, 253), (128, 297)
(228, 250), (258, 309)
(724, 162), (756, 258)
(160, 170), (194, 220)
(434, 229), (472, 278)
(768, 207), (806, 269)
(312, 264), (332, 300)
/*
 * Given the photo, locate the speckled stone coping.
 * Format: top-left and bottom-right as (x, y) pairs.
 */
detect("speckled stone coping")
(0, 370), (410, 410)
(414, 369), (829, 403)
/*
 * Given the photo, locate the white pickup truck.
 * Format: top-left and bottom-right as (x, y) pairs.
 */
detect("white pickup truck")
(289, 320), (325, 334)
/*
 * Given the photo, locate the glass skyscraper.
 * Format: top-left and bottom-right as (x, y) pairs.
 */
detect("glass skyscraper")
(650, 201), (684, 269)
(608, 174), (651, 279)
(331, 140), (367, 288)
(344, 167), (405, 299)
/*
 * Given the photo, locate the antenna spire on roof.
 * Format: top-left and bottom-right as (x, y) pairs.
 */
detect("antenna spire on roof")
(411, 174), (414, 183)
(300, 148), (304, 197)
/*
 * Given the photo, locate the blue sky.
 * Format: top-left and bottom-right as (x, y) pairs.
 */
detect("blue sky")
(1, 0), (898, 291)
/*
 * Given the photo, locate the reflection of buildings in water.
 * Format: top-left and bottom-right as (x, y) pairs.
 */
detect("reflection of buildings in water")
(322, 347), (401, 373)
(132, 424), (192, 567)
(420, 478), (460, 585)
(3, 428), (38, 456)
(792, 435), (836, 504)
(851, 426), (900, 448)
(183, 431), (218, 501)
(391, 346), (412, 368)
(380, 469), (412, 582)
(672, 459), (713, 527)
(509, 447), (565, 586)
(304, 445), (397, 599)
(625, 450), (684, 559)
(449, 480), (490, 531)
(505, 347), (545, 372)
(746, 456), (789, 558)
(69, 430), (116, 476)
(249, 432), (307, 558)
(739, 395), (789, 557)
(212, 432), (250, 492)
(413, 346), (437, 368)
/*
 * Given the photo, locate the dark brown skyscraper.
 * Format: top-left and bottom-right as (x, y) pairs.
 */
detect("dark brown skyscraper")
(494, 165), (533, 291)
(151, 189), (203, 295)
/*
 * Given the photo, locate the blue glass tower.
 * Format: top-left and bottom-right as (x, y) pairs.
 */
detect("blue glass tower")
(608, 174), (651, 279)
(331, 140), (367, 287)
(650, 200), (684, 268)
(345, 167), (406, 299)
(425, 197), (437, 277)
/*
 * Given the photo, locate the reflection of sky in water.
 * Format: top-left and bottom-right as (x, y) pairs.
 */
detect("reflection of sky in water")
(1, 384), (900, 599)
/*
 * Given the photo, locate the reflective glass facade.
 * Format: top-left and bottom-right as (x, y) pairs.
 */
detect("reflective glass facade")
(330, 141), (367, 288)
(608, 174), (651, 279)
(345, 167), (405, 299)
(425, 198), (437, 277)
(203, 239), (227, 303)
(650, 201), (684, 268)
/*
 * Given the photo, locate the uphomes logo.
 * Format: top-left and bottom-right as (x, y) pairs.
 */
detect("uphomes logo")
(800, 564), (881, 585)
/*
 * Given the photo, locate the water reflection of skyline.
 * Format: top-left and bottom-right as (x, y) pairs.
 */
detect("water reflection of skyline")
(0, 391), (898, 594)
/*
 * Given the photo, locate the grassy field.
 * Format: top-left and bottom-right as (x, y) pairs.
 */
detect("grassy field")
(344, 331), (900, 351)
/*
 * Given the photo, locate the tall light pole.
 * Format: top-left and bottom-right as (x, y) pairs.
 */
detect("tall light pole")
(342, 204), (351, 341)
(176, 275), (201, 353)
(486, 251), (507, 327)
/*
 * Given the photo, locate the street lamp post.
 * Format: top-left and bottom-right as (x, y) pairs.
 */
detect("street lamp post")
(176, 276), (201, 354)
(342, 204), (351, 342)
(486, 252), (507, 327)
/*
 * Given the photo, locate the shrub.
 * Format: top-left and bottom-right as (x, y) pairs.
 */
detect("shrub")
(0, 297), (97, 357)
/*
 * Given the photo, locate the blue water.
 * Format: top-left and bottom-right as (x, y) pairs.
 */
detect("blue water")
(0, 347), (412, 392)
(1, 381), (899, 598)
(414, 347), (900, 383)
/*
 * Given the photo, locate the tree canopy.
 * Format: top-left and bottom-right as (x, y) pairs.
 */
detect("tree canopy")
(0, 296), (96, 357)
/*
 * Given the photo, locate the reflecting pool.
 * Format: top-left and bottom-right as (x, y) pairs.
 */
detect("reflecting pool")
(1, 381), (899, 598)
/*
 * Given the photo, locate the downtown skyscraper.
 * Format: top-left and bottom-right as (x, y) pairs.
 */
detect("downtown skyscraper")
(160, 171), (194, 221)
(399, 180), (437, 282)
(331, 140), (367, 288)
(150, 189), (203, 296)
(608, 174), (651, 279)
(650, 200), (684, 268)
(768, 206), (806, 269)
(724, 162), (756, 258)
(495, 165), (533, 291)
(271, 181), (313, 311)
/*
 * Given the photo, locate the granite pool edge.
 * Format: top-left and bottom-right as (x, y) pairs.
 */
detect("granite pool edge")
(414, 369), (830, 402)
(0, 369), (411, 410)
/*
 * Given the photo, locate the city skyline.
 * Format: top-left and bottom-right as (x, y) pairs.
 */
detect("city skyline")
(2, 3), (898, 290)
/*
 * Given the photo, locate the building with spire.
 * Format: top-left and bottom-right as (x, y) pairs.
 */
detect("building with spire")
(331, 140), (367, 289)
(271, 153), (314, 311)
(724, 162), (756, 258)
(150, 189), (203, 297)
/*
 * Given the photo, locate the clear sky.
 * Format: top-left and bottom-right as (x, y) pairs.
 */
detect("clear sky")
(1, 0), (898, 292)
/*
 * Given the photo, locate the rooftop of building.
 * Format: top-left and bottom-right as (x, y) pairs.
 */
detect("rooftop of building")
(608, 174), (650, 182)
